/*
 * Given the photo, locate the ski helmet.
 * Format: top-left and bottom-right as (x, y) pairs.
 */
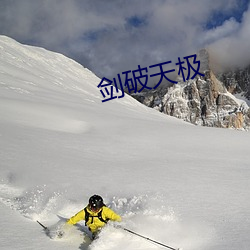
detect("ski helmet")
(89, 195), (104, 210)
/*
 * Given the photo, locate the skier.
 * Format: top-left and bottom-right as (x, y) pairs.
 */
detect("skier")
(66, 194), (121, 239)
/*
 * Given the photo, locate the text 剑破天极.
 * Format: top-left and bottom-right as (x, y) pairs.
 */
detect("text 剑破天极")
(97, 54), (204, 103)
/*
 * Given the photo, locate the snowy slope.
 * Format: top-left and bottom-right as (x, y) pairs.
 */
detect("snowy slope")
(0, 36), (250, 250)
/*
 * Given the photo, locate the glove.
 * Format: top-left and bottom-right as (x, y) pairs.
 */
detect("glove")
(56, 230), (64, 238)
(55, 223), (71, 238)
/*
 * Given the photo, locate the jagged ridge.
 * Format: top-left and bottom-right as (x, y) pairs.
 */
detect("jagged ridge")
(132, 49), (250, 130)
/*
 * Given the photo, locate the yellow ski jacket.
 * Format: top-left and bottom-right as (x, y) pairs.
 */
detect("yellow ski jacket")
(67, 206), (121, 233)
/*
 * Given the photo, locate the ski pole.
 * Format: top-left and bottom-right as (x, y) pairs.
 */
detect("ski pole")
(37, 220), (48, 231)
(122, 227), (180, 250)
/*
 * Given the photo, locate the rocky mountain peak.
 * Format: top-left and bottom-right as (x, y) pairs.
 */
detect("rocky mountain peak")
(132, 50), (250, 130)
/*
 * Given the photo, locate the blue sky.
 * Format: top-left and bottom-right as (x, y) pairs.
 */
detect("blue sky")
(206, 0), (249, 28)
(0, 0), (249, 79)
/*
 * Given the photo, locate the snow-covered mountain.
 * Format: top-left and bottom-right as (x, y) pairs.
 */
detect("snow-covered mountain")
(217, 65), (250, 101)
(132, 49), (250, 130)
(0, 36), (250, 250)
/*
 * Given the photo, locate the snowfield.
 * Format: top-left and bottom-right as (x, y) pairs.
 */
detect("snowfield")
(0, 36), (250, 250)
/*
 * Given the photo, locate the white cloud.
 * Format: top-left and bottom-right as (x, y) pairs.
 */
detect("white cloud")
(208, 3), (250, 69)
(0, 0), (249, 79)
(199, 18), (240, 45)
